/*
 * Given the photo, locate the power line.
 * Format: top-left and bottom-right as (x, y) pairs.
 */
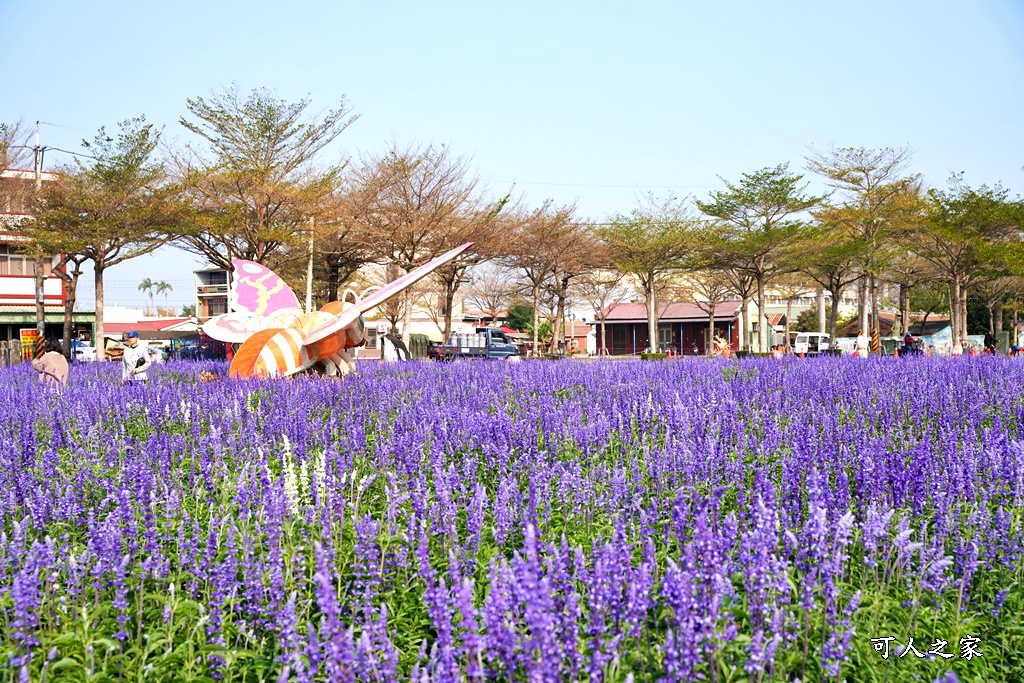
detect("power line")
(483, 178), (722, 190)
(38, 121), (93, 133)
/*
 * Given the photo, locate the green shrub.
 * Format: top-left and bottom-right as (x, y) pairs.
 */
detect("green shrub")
(640, 352), (668, 361)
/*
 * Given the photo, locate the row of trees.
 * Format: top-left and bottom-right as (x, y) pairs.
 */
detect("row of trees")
(471, 152), (1024, 354)
(4, 85), (1023, 359)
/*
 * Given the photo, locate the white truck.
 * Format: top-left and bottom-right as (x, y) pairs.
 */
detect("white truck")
(793, 332), (830, 355)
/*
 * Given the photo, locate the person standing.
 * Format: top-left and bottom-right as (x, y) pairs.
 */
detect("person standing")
(31, 338), (69, 388)
(984, 331), (997, 355)
(855, 331), (869, 358)
(121, 331), (152, 384)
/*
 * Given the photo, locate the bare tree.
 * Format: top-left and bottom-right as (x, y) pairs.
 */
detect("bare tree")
(1, 121), (34, 233)
(0, 120), (32, 171)
(464, 264), (521, 323)
(543, 225), (603, 354)
(503, 202), (581, 354)
(575, 268), (627, 355)
(344, 142), (494, 345)
(686, 269), (735, 354)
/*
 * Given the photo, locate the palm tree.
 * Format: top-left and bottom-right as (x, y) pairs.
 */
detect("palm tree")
(155, 281), (173, 314)
(138, 278), (154, 315)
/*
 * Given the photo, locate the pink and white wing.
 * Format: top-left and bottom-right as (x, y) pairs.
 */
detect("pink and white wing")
(229, 259), (302, 315)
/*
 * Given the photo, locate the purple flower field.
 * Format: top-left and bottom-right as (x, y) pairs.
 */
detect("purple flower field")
(1, 357), (1021, 682)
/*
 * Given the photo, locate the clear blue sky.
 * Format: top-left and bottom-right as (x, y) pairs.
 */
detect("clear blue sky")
(2, 0), (1022, 311)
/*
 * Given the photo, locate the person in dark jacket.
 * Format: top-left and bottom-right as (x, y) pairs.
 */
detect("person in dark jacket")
(984, 332), (998, 355)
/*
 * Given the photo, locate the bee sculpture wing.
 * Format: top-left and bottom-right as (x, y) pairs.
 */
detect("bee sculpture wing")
(302, 242), (474, 346)
(201, 260), (304, 344)
(229, 259), (301, 315)
(202, 308), (305, 344)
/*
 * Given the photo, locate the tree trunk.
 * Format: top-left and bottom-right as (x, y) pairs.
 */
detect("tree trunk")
(327, 263), (340, 302)
(756, 274), (767, 353)
(858, 276), (868, 336)
(646, 276), (657, 354)
(995, 298), (1004, 337)
(532, 282), (541, 356)
(600, 316), (607, 354)
(63, 276), (79, 358)
(550, 279), (567, 356)
(443, 283), (457, 340)
(960, 286), (969, 344)
(708, 307), (715, 356)
(827, 284), (843, 342)
(95, 262), (106, 361)
(901, 282), (909, 337)
(785, 298), (793, 351)
(817, 286), (826, 334)
(738, 298), (748, 351)
(949, 281), (960, 349)
(898, 283), (907, 336)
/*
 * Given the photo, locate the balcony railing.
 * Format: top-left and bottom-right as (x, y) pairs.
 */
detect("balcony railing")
(196, 284), (228, 296)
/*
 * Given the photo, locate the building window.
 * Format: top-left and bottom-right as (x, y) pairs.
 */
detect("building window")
(208, 299), (228, 316)
(0, 245), (51, 276)
(366, 328), (377, 349)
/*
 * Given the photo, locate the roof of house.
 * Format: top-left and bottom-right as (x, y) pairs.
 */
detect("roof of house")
(105, 318), (193, 334)
(564, 321), (590, 338)
(463, 309), (508, 320)
(597, 300), (742, 323)
(765, 313), (787, 326)
(836, 313), (951, 338)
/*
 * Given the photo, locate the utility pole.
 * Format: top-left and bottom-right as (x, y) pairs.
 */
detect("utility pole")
(33, 120), (46, 349)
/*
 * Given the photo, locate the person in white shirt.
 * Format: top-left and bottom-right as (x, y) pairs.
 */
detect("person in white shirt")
(121, 331), (152, 384)
(855, 332), (869, 358)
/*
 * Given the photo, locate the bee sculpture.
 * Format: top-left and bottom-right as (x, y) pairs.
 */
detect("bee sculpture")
(201, 242), (474, 379)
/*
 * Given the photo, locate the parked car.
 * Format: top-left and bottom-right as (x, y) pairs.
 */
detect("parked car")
(72, 341), (97, 362)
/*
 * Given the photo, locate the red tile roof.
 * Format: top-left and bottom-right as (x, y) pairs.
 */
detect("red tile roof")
(599, 300), (742, 322)
(105, 318), (190, 333)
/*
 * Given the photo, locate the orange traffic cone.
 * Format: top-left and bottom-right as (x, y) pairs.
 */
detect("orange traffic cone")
(894, 347), (899, 358)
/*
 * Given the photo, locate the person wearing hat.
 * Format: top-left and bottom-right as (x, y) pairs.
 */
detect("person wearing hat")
(121, 331), (152, 384)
